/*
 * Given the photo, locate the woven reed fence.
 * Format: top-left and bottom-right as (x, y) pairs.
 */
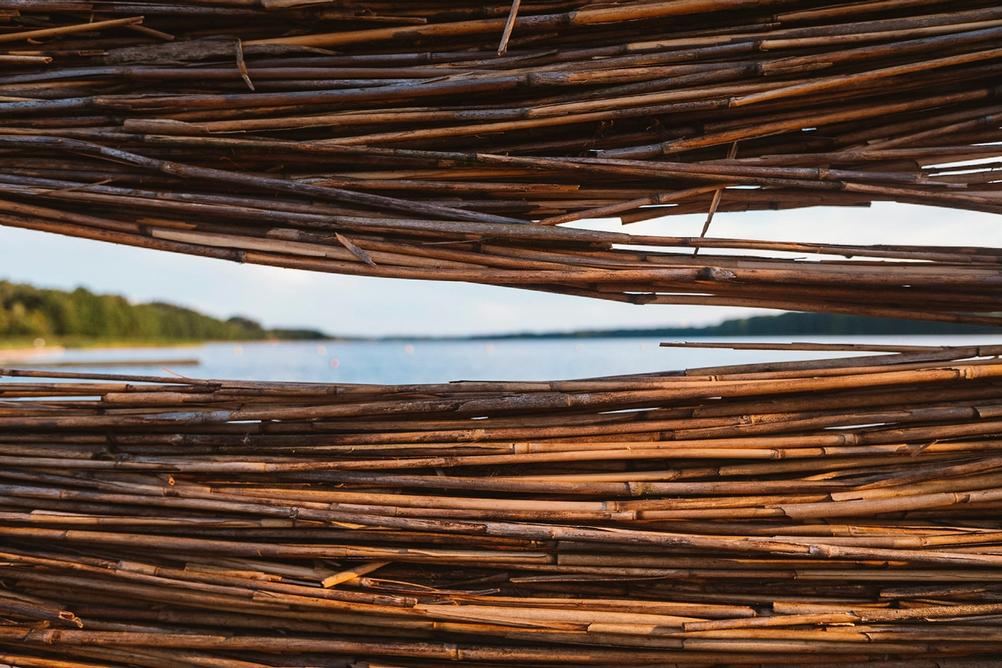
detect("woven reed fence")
(0, 1), (1001, 322)
(3, 343), (1002, 665)
(4, 2), (1002, 666)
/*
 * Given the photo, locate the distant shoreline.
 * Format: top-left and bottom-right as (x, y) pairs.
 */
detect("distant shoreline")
(3, 311), (999, 354)
(6, 281), (998, 351)
(0, 338), (352, 354)
(383, 312), (1002, 341)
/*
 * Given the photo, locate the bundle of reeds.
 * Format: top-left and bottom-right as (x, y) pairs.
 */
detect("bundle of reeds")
(1, 1), (1001, 323)
(3, 342), (1002, 665)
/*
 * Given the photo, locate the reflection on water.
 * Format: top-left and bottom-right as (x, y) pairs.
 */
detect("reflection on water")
(10, 335), (1002, 384)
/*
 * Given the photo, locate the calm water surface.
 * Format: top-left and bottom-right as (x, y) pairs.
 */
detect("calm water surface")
(14, 335), (1002, 384)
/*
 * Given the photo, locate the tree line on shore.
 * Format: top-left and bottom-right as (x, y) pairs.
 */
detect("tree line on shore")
(0, 281), (326, 342)
(2, 280), (997, 344)
(465, 312), (1002, 340)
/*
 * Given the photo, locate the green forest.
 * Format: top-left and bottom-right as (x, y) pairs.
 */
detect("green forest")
(469, 311), (1002, 339)
(0, 281), (326, 343)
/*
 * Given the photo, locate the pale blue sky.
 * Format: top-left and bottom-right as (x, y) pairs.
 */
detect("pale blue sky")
(2, 203), (999, 336)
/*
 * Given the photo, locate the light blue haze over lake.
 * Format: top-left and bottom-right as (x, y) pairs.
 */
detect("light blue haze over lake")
(15, 335), (1002, 385)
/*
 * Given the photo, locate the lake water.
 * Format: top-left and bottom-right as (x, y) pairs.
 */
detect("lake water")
(10, 335), (1002, 384)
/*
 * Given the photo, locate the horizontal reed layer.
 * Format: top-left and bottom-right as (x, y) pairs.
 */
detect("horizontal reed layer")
(2, 342), (1002, 665)
(1, 1), (1001, 323)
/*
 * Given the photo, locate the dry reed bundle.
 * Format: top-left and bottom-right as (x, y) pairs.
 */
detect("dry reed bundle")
(1, 2), (1001, 323)
(3, 343), (1002, 665)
